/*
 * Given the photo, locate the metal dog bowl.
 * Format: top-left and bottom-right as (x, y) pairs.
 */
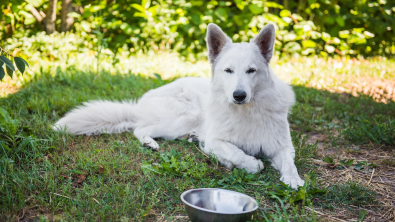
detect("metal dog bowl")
(181, 188), (258, 222)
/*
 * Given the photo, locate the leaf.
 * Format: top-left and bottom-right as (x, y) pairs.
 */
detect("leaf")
(131, 3), (145, 12)
(98, 164), (104, 173)
(340, 159), (354, 166)
(323, 156), (334, 164)
(335, 17), (345, 27)
(67, 12), (81, 18)
(77, 174), (87, 184)
(0, 61), (5, 81)
(283, 42), (302, 53)
(1, 143), (11, 151)
(0, 107), (11, 122)
(0, 56), (15, 71)
(339, 30), (350, 38)
(290, 186), (306, 203)
(302, 40), (316, 48)
(153, 73), (164, 84)
(214, 8), (228, 21)
(280, 9), (291, 17)
(325, 45), (336, 53)
(142, 0), (151, 9)
(141, 163), (162, 175)
(354, 163), (364, 170)
(6, 64), (13, 78)
(309, 187), (327, 195)
(234, 0), (245, 10)
(266, 1), (283, 9)
(248, 4), (265, 15)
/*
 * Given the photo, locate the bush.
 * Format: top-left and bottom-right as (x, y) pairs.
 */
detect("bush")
(2, 0), (394, 58)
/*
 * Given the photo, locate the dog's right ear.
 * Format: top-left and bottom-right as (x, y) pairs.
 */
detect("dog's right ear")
(206, 24), (232, 63)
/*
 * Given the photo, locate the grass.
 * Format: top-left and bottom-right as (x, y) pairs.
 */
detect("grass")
(1, 53), (394, 221)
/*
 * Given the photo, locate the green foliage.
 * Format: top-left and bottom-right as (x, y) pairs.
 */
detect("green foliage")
(344, 114), (395, 146)
(354, 161), (379, 171)
(318, 181), (377, 210)
(295, 0), (395, 56)
(142, 148), (215, 179)
(265, 171), (326, 206)
(217, 168), (261, 186)
(0, 47), (29, 81)
(0, 107), (43, 164)
(2, 0), (394, 58)
(292, 131), (318, 167)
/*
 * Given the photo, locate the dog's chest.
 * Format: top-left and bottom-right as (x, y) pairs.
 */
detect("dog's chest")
(212, 106), (288, 157)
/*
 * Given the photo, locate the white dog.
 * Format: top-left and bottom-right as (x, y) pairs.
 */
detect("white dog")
(53, 23), (304, 189)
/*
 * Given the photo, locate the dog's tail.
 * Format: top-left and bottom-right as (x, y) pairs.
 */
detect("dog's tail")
(53, 100), (137, 135)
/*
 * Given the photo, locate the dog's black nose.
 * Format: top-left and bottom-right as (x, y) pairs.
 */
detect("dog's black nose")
(233, 90), (247, 102)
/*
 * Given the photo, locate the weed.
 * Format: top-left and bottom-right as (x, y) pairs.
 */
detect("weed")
(142, 148), (215, 179)
(292, 131), (318, 168)
(318, 181), (377, 210)
(344, 114), (395, 146)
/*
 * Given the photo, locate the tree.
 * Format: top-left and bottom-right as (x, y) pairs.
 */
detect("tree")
(61, 0), (74, 32)
(43, 0), (57, 34)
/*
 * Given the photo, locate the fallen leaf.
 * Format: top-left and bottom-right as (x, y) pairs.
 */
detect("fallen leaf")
(44, 154), (53, 161)
(60, 174), (69, 179)
(77, 174), (87, 184)
(98, 164), (104, 173)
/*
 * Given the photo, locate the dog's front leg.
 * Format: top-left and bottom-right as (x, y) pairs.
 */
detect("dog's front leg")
(203, 138), (264, 173)
(270, 149), (304, 189)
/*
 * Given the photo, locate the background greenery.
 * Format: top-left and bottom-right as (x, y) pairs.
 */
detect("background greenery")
(1, 0), (395, 59)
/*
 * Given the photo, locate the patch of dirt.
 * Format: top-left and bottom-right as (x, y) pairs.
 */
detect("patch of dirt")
(302, 129), (395, 221)
(306, 133), (395, 221)
(17, 206), (62, 222)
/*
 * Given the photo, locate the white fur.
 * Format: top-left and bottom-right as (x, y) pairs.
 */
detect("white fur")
(53, 24), (304, 189)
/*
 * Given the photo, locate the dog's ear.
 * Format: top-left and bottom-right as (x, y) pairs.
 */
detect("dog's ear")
(206, 23), (232, 63)
(251, 24), (276, 62)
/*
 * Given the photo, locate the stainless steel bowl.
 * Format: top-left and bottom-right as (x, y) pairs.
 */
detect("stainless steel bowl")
(180, 188), (258, 222)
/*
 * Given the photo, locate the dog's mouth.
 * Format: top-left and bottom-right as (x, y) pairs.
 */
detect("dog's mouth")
(232, 100), (247, 105)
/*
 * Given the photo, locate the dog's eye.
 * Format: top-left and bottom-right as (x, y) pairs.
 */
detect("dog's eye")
(224, 68), (233, 73)
(246, 68), (256, 74)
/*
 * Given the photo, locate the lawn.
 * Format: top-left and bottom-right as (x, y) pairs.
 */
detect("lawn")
(1, 53), (394, 221)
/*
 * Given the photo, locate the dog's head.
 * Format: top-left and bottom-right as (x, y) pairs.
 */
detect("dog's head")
(207, 23), (275, 105)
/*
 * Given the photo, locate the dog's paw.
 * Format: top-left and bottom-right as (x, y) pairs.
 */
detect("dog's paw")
(141, 137), (160, 150)
(223, 160), (235, 170)
(187, 133), (199, 143)
(240, 158), (264, 174)
(280, 175), (305, 189)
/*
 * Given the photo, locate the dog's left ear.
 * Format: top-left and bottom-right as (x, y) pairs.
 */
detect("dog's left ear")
(251, 24), (276, 62)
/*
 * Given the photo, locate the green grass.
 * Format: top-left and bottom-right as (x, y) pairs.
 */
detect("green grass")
(1, 55), (393, 221)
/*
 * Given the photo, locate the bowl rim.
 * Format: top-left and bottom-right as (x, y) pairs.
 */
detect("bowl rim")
(180, 188), (259, 215)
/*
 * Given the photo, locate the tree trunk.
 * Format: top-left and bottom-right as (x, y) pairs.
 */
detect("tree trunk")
(44, 0), (57, 34)
(60, 0), (74, 32)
